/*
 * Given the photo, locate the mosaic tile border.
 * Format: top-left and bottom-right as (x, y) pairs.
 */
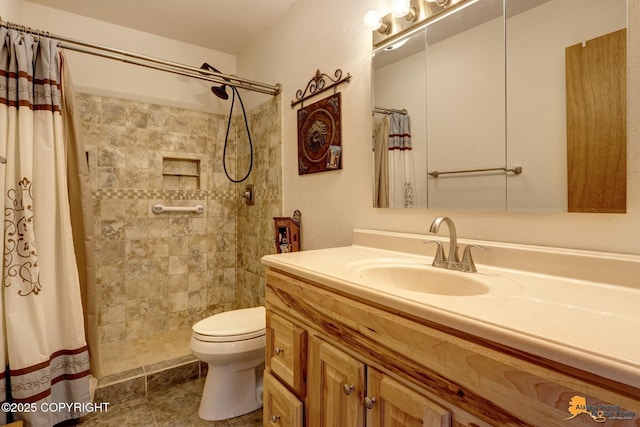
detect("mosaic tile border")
(93, 188), (237, 200)
(93, 187), (279, 201)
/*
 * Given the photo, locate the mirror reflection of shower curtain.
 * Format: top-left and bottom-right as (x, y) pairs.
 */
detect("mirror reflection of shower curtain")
(0, 28), (91, 426)
(388, 113), (416, 208)
(373, 116), (390, 208)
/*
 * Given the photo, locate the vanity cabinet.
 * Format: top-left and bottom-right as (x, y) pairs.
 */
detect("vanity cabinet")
(264, 270), (486, 427)
(264, 268), (640, 427)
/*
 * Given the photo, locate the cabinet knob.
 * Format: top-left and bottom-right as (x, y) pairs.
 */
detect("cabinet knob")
(364, 396), (377, 409)
(342, 383), (355, 395)
(275, 347), (284, 355)
(271, 414), (281, 423)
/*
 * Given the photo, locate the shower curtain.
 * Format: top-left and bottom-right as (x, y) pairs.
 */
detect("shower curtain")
(388, 113), (416, 208)
(0, 28), (91, 426)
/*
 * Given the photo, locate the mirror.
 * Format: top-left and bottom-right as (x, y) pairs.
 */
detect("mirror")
(372, 0), (627, 211)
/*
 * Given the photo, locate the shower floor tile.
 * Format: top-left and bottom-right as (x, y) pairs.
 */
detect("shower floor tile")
(79, 377), (262, 426)
(100, 328), (193, 377)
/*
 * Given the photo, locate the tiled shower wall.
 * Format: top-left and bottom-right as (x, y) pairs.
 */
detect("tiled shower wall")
(77, 93), (281, 349)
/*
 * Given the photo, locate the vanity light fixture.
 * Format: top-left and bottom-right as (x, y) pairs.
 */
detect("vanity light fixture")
(373, 0), (480, 52)
(364, 10), (390, 34)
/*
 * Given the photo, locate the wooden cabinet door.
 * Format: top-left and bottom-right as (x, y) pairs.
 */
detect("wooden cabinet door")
(366, 368), (451, 427)
(263, 371), (304, 427)
(307, 336), (366, 427)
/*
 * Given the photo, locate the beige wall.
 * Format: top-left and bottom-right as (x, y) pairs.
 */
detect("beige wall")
(0, 0), (21, 20)
(240, 0), (640, 255)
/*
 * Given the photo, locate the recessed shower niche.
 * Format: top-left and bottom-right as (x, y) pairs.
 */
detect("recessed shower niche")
(162, 157), (201, 190)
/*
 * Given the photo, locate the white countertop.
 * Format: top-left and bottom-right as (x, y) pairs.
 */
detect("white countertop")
(262, 229), (640, 390)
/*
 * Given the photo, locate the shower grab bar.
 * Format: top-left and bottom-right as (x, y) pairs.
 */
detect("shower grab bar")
(152, 203), (204, 214)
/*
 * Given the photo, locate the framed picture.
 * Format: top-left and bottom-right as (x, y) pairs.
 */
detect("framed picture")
(273, 216), (300, 253)
(297, 92), (342, 174)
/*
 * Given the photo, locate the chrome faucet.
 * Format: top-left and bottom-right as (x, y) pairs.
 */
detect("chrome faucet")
(428, 216), (489, 273)
(429, 216), (460, 269)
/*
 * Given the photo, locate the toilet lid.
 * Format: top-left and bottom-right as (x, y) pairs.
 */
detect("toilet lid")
(192, 306), (265, 341)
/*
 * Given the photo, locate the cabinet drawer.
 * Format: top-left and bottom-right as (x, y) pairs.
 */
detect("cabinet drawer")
(264, 371), (304, 427)
(266, 311), (307, 395)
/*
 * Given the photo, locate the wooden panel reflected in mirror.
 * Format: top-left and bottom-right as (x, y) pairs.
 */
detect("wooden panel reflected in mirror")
(566, 29), (626, 213)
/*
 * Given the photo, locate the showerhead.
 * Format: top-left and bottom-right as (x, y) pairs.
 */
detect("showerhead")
(211, 85), (229, 100)
(200, 62), (229, 100)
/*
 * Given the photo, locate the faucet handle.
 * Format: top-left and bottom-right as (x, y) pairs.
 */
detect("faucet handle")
(461, 244), (490, 273)
(423, 240), (447, 267)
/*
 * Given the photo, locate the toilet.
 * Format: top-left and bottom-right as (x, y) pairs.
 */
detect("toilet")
(189, 306), (266, 421)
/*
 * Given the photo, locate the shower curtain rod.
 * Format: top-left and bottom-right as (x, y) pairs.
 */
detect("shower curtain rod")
(0, 18), (281, 96)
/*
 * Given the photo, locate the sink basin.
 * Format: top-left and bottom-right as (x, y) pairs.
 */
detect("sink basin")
(350, 260), (490, 296)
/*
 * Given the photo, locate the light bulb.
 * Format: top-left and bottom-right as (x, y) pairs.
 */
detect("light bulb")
(363, 10), (384, 31)
(391, 0), (411, 17)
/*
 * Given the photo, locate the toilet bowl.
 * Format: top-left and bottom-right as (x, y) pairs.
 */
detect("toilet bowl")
(189, 306), (266, 421)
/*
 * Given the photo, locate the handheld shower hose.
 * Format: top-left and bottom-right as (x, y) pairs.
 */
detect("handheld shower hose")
(201, 63), (254, 183)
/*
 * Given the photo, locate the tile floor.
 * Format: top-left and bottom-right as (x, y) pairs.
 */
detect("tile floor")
(91, 328), (264, 426)
(79, 377), (263, 426)
(100, 328), (193, 377)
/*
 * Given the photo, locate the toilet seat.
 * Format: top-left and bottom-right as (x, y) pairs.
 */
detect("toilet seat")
(192, 306), (265, 343)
